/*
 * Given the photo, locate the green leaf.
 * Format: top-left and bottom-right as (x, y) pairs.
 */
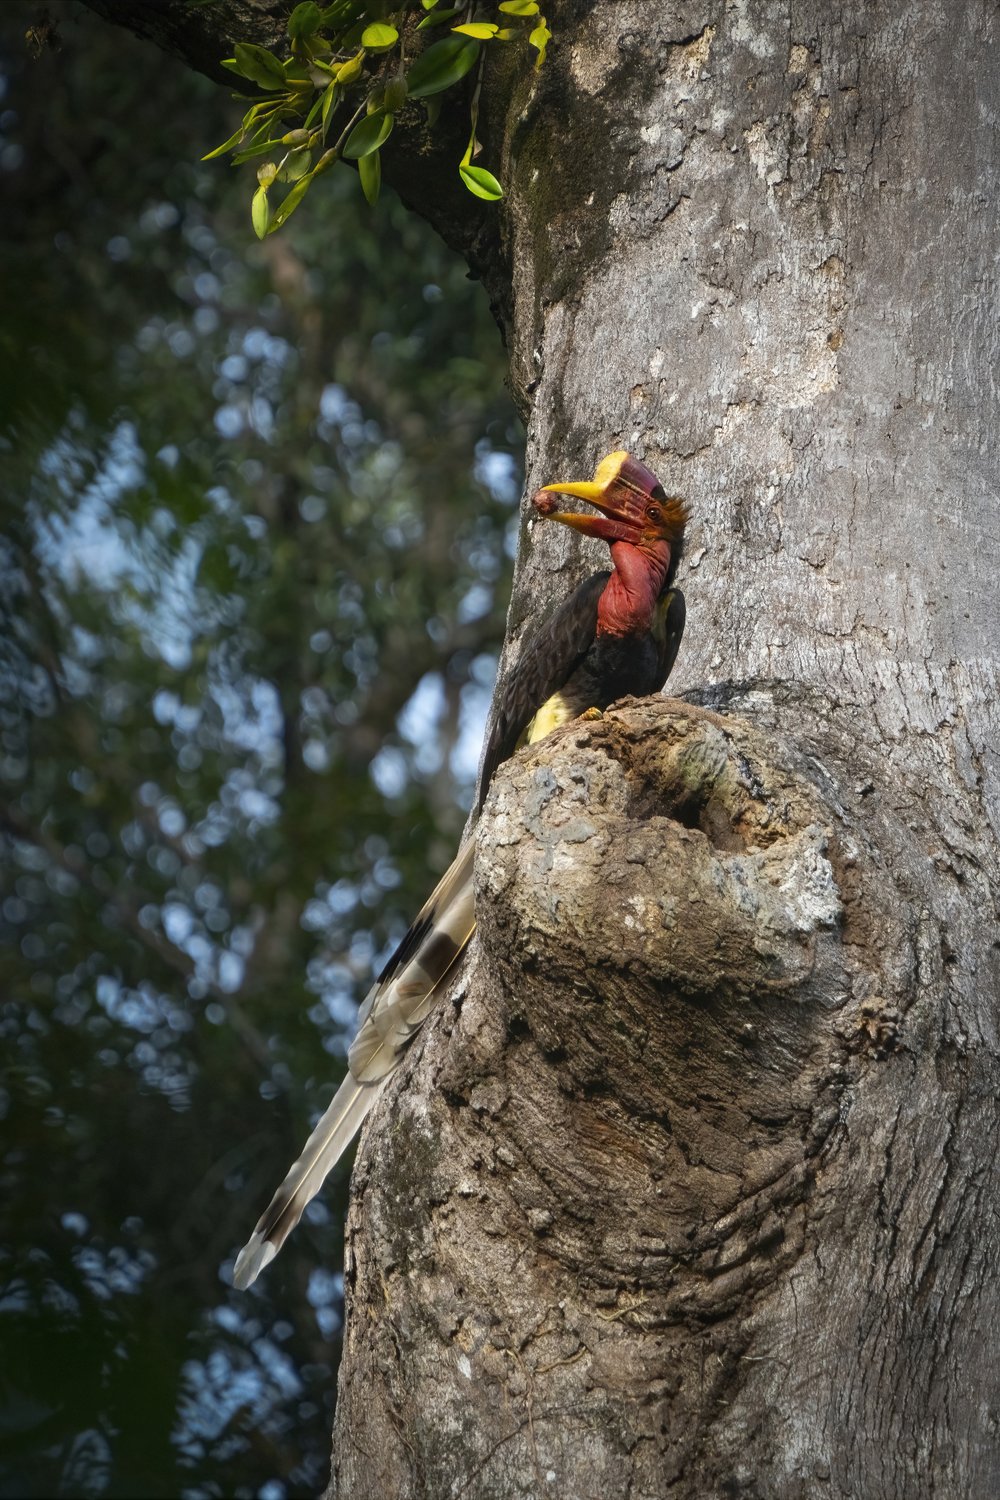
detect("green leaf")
(452, 22), (498, 38)
(251, 184), (271, 238)
(287, 1), (323, 41)
(358, 148), (381, 205)
(339, 18), (371, 49)
(361, 22), (398, 49)
(231, 42), (289, 90)
(233, 112), (288, 152)
(320, 79), (339, 134)
(267, 173), (315, 232)
(498, 0), (538, 12)
(201, 125), (245, 161)
(318, 0), (365, 24)
(459, 162), (503, 200)
(528, 21), (551, 63)
(343, 109), (394, 159)
(241, 100), (273, 129)
(421, 0), (438, 9)
(406, 36), (480, 98)
(416, 5), (461, 27)
(277, 147), (313, 182)
(232, 137), (288, 164)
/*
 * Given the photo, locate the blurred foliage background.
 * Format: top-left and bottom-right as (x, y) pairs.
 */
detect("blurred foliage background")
(0, 4), (521, 1495)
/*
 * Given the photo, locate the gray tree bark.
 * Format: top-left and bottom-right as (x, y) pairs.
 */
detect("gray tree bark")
(83, 0), (1000, 1494)
(335, 3), (1000, 1494)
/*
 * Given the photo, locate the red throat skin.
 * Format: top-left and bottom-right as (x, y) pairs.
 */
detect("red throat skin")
(597, 540), (672, 638)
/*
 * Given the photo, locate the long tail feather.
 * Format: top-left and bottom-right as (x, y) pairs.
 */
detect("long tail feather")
(348, 839), (476, 1080)
(233, 1075), (379, 1289)
(233, 839), (477, 1288)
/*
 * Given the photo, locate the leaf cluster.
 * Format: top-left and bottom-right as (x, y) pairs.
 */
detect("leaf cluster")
(204, 0), (552, 236)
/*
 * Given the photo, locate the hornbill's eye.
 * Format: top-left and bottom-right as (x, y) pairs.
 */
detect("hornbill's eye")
(646, 504), (661, 522)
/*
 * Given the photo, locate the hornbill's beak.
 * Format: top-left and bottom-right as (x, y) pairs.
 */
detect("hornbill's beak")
(532, 450), (687, 546)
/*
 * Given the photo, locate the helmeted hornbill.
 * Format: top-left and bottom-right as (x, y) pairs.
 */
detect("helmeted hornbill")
(233, 451), (689, 1288)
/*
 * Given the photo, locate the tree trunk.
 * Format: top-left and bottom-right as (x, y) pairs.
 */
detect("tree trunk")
(81, 0), (1000, 1494)
(332, 2), (1000, 1495)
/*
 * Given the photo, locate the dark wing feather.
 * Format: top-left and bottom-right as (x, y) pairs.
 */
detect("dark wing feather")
(476, 570), (608, 810)
(655, 588), (686, 689)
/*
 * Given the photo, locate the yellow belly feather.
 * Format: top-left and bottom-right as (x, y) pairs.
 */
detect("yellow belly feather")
(522, 692), (575, 748)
